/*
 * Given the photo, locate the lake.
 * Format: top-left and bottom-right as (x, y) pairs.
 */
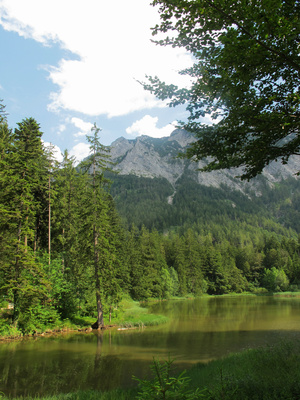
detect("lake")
(1, 295), (300, 397)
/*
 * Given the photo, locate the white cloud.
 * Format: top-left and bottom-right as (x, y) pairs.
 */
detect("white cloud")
(69, 142), (90, 163)
(42, 141), (63, 163)
(43, 139), (91, 164)
(126, 115), (177, 138)
(201, 113), (223, 125)
(58, 124), (66, 134)
(71, 117), (93, 137)
(0, 0), (193, 118)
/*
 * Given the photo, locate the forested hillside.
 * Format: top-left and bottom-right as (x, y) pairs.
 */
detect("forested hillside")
(110, 173), (300, 234)
(107, 168), (300, 298)
(1, 107), (300, 336)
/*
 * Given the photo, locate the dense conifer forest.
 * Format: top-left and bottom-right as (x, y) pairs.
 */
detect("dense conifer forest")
(1, 104), (300, 335)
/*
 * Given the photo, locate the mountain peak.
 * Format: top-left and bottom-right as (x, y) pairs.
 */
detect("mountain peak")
(168, 128), (195, 147)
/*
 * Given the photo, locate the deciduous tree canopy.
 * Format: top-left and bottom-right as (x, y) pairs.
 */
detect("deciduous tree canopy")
(144, 0), (300, 179)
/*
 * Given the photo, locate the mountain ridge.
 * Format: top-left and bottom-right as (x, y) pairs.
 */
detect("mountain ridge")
(110, 129), (300, 196)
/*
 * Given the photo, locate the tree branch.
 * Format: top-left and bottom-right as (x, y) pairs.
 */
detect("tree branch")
(204, 0), (300, 73)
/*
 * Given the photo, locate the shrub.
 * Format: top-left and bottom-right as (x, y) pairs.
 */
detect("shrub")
(133, 358), (207, 399)
(262, 267), (289, 292)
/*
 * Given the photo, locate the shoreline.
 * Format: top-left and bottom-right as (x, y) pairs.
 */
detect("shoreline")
(0, 297), (167, 342)
(2, 291), (300, 342)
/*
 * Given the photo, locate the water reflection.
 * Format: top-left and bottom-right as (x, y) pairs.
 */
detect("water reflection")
(1, 296), (300, 396)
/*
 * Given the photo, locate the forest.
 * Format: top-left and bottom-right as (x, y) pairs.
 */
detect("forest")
(1, 104), (300, 336)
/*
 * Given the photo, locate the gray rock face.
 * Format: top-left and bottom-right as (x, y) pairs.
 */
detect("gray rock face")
(110, 129), (300, 195)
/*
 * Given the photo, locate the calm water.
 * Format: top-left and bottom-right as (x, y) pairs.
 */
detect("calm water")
(1, 295), (300, 397)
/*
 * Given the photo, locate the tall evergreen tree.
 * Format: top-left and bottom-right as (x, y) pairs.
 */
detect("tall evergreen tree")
(183, 229), (205, 295)
(0, 117), (16, 304)
(50, 150), (85, 318)
(5, 118), (50, 326)
(80, 123), (116, 329)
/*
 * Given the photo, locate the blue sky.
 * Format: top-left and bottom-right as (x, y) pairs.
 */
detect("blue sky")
(0, 0), (194, 162)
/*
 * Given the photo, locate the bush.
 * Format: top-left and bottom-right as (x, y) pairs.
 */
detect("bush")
(262, 267), (289, 292)
(18, 302), (60, 335)
(133, 358), (207, 399)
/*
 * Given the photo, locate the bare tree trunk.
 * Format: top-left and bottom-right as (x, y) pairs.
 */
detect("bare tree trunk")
(109, 305), (112, 323)
(24, 212), (28, 252)
(13, 218), (22, 325)
(96, 289), (104, 328)
(94, 230), (104, 329)
(48, 172), (51, 266)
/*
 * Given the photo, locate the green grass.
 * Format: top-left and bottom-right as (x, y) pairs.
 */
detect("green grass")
(273, 291), (300, 298)
(186, 340), (300, 399)
(107, 298), (169, 328)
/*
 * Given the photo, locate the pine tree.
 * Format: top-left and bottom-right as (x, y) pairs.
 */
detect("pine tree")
(127, 225), (145, 299)
(0, 119), (16, 305)
(9, 118), (49, 325)
(173, 235), (188, 296)
(80, 123), (117, 329)
(50, 150), (84, 318)
(183, 230), (205, 295)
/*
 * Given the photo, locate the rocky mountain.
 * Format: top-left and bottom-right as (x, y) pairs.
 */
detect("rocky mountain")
(107, 129), (300, 232)
(110, 129), (300, 196)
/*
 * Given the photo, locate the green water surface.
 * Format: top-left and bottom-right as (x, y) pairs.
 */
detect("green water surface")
(1, 295), (300, 397)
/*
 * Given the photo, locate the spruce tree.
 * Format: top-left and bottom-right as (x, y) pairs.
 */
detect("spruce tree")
(9, 118), (49, 325)
(50, 150), (83, 318)
(80, 123), (117, 329)
(0, 119), (16, 305)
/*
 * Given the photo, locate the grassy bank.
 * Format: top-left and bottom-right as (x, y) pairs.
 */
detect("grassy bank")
(273, 290), (300, 298)
(108, 298), (168, 328)
(2, 291), (300, 339)
(2, 339), (300, 399)
(187, 339), (300, 399)
(0, 297), (168, 340)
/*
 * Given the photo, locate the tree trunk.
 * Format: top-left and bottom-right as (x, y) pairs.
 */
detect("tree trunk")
(96, 290), (104, 329)
(94, 230), (104, 329)
(109, 305), (112, 323)
(48, 172), (51, 266)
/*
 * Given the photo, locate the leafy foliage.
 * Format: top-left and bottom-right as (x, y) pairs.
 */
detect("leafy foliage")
(262, 267), (289, 292)
(134, 358), (206, 399)
(143, 0), (300, 179)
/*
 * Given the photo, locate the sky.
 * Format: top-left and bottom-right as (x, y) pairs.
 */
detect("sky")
(0, 0), (195, 162)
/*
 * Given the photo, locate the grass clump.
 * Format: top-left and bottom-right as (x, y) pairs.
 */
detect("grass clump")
(187, 340), (300, 399)
(108, 298), (168, 328)
(134, 358), (206, 399)
(273, 291), (300, 298)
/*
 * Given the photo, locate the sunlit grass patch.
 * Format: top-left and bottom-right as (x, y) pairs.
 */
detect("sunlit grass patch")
(109, 298), (168, 328)
(120, 314), (168, 328)
(273, 291), (300, 298)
